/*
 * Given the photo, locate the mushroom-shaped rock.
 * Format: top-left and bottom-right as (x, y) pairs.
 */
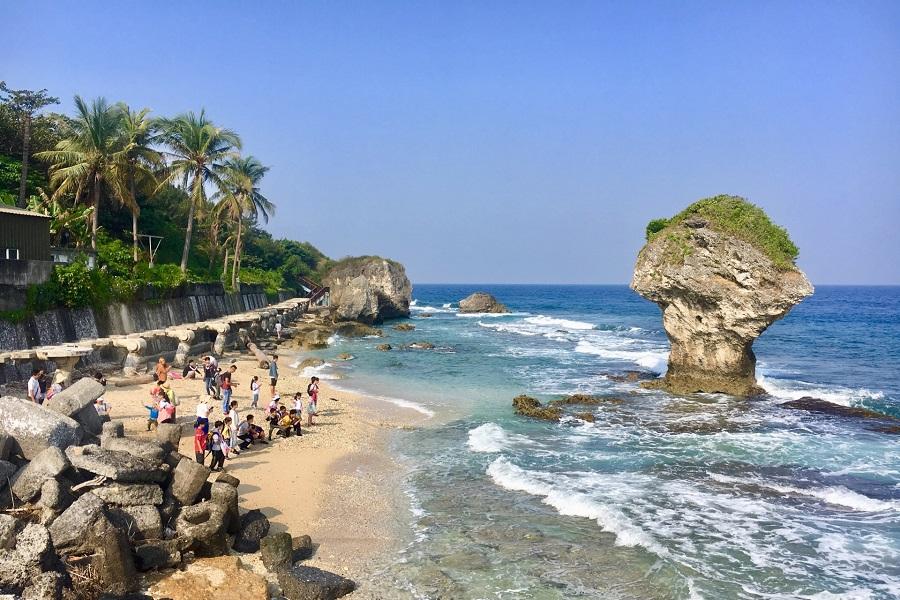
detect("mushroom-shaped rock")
(323, 256), (412, 323)
(631, 195), (813, 396)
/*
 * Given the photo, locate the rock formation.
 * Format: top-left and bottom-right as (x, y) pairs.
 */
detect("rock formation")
(323, 256), (412, 324)
(458, 292), (509, 314)
(631, 195), (813, 396)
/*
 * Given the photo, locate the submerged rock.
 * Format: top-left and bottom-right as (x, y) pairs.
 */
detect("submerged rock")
(781, 397), (900, 433)
(407, 341), (435, 350)
(458, 292), (510, 314)
(631, 195), (813, 396)
(393, 323), (416, 331)
(376, 344), (392, 352)
(323, 256), (412, 324)
(333, 321), (383, 338)
(512, 395), (562, 422)
(549, 394), (622, 407)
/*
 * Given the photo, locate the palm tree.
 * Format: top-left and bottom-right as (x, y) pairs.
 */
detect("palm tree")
(215, 155), (274, 288)
(155, 111), (241, 273)
(35, 96), (124, 250)
(116, 106), (163, 262)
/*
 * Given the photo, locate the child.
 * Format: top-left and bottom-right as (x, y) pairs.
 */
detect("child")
(194, 422), (207, 464)
(306, 396), (317, 426)
(250, 375), (261, 408)
(223, 416), (238, 455)
(307, 376), (319, 408)
(293, 392), (303, 415)
(209, 421), (226, 471)
(94, 396), (111, 417)
(144, 401), (159, 431)
(290, 409), (303, 436)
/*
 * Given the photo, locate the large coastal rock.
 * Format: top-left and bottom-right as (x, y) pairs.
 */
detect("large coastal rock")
(323, 257), (412, 324)
(0, 396), (83, 459)
(458, 292), (509, 314)
(631, 196), (813, 396)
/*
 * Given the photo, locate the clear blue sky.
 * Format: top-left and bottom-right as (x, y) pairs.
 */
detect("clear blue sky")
(7, 1), (900, 284)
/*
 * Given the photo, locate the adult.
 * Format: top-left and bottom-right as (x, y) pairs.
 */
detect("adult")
(195, 396), (213, 434)
(183, 360), (201, 380)
(269, 355), (279, 396)
(158, 396), (176, 425)
(220, 364), (237, 413)
(227, 400), (240, 450)
(155, 357), (169, 384)
(236, 414), (264, 450)
(307, 376), (320, 408)
(274, 320), (283, 340)
(27, 369), (43, 404)
(202, 356), (217, 397)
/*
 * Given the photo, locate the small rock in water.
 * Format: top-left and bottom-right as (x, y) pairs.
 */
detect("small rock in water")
(512, 395), (562, 422)
(276, 564), (355, 600)
(376, 344), (392, 352)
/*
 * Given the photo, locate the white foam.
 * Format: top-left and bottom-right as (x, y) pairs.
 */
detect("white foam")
(410, 304), (457, 314)
(467, 423), (511, 452)
(709, 473), (896, 512)
(575, 340), (668, 373)
(486, 457), (668, 556)
(326, 382), (435, 418)
(759, 375), (885, 407)
(456, 311), (528, 318)
(523, 315), (596, 330)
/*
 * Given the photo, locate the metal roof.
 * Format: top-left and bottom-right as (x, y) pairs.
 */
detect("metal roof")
(0, 205), (51, 218)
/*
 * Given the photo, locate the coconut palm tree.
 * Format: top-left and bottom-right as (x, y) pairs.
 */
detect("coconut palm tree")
(35, 96), (125, 250)
(155, 111), (241, 273)
(215, 155), (274, 288)
(115, 105), (163, 262)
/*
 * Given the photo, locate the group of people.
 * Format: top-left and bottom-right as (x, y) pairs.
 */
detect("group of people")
(27, 368), (111, 416)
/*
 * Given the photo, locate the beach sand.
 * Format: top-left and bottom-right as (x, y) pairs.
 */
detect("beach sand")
(102, 352), (425, 597)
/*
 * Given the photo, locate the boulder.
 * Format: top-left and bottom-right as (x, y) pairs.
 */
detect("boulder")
(48, 492), (106, 553)
(210, 481), (240, 534)
(512, 395), (562, 422)
(575, 412), (596, 423)
(376, 344), (392, 352)
(155, 423), (183, 453)
(92, 525), (139, 596)
(0, 513), (17, 549)
(292, 534), (314, 561)
(10, 446), (70, 503)
(100, 420), (124, 446)
(108, 504), (162, 541)
(149, 556), (268, 599)
(407, 341), (435, 350)
(335, 353), (354, 361)
(92, 482), (164, 506)
(37, 477), (73, 512)
(168, 458), (211, 505)
(233, 509), (270, 553)
(101, 436), (167, 463)
(276, 565), (356, 600)
(458, 292), (509, 314)
(66, 445), (166, 483)
(43, 377), (106, 435)
(260, 531), (293, 570)
(0, 460), (16, 489)
(0, 396), (83, 460)
(297, 358), (326, 370)
(134, 539), (182, 571)
(215, 472), (240, 488)
(393, 323), (415, 331)
(176, 502), (229, 557)
(323, 257), (412, 323)
(0, 523), (61, 594)
(333, 321), (382, 338)
(0, 434), (14, 460)
(631, 196), (813, 396)
(21, 571), (64, 600)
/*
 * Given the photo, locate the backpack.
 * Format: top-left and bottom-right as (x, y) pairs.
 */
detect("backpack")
(164, 386), (179, 406)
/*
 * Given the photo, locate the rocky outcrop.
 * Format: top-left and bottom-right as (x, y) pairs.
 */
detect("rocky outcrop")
(323, 257), (412, 324)
(458, 292), (509, 314)
(512, 395), (562, 422)
(631, 197), (813, 396)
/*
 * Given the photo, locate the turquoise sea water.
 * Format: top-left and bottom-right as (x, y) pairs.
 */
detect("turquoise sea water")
(304, 285), (900, 599)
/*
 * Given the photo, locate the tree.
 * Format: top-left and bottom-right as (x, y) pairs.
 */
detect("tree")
(155, 111), (241, 273)
(0, 82), (60, 207)
(35, 96), (125, 250)
(116, 105), (163, 262)
(215, 156), (274, 288)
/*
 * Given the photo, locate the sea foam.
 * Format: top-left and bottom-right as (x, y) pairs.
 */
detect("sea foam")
(467, 423), (511, 452)
(486, 457), (668, 556)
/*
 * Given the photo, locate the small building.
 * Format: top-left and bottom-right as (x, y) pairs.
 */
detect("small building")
(0, 206), (53, 310)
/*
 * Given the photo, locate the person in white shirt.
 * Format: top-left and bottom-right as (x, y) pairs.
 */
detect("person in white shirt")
(274, 320), (283, 339)
(227, 401), (240, 453)
(27, 369), (44, 404)
(195, 397), (213, 433)
(293, 392), (303, 415)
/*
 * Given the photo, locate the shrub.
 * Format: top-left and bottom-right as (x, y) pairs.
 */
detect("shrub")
(645, 218), (669, 240)
(646, 195), (800, 269)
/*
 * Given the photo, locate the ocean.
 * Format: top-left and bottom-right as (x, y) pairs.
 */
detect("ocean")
(303, 285), (900, 599)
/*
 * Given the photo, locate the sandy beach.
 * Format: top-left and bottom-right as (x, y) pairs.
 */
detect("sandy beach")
(101, 351), (427, 596)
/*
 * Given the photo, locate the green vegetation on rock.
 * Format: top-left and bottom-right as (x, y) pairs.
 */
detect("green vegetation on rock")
(645, 195), (799, 269)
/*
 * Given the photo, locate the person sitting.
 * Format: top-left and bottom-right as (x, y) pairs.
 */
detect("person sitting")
(237, 414), (266, 449)
(183, 359), (201, 380)
(290, 410), (303, 436)
(94, 396), (111, 417)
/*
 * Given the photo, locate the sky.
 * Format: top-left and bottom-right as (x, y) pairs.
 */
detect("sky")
(6, 1), (900, 284)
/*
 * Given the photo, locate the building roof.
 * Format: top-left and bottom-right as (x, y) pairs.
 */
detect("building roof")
(0, 205), (51, 218)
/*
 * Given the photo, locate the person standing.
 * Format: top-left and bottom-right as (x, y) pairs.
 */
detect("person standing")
(220, 365), (237, 413)
(155, 357), (169, 384)
(195, 397), (213, 434)
(209, 422), (226, 471)
(202, 356), (217, 396)
(194, 423), (207, 465)
(275, 320), (283, 340)
(269, 355), (279, 397)
(227, 400), (240, 452)
(27, 369), (43, 404)
(307, 376), (320, 408)
(250, 375), (261, 408)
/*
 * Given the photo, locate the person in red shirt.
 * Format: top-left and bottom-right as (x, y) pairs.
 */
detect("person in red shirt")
(194, 424), (207, 464)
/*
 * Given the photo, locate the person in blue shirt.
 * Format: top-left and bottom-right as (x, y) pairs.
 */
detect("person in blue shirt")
(268, 354), (279, 397)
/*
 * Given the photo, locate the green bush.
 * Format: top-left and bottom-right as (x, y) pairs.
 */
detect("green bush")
(646, 195), (799, 269)
(645, 218), (669, 240)
(239, 267), (284, 296)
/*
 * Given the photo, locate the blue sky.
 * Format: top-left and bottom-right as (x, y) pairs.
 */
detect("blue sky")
(7, 1), (900, 283)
